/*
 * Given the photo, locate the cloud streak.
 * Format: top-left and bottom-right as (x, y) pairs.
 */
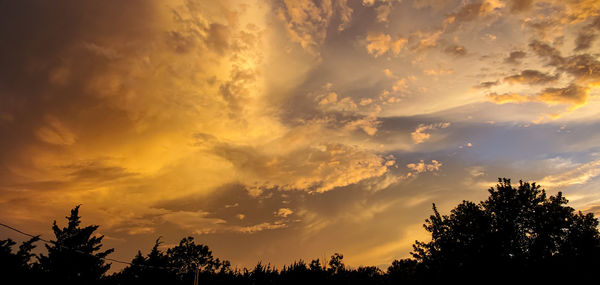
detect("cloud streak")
(411, 122), (451, 144)
(503, 70), (559, 85)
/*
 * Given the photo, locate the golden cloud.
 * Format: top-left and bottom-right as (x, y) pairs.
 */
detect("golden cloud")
(539, 159), (600, 188)
(411, 122), (451, 144)
(275, 208), (294, 218)
(503, 70), (559, 85)
(0, 0), (302, 237)
(366, 33), (407, 57)
(276, 0), (353, 55)
(487, 84), (589, 107)
(406, 160), (443, 173)
(214, 142), (392, 193)
(488, 39), (599, 114)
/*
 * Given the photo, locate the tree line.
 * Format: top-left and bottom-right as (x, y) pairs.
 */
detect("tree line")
(1, 178), (599, 284)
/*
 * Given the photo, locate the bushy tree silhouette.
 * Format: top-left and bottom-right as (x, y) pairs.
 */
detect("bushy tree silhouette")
(38, 205), (114, 284)
(114, 238), (174, 285)
(411, 178), (600, 282)
(114, 236), (232, 285)
(3, 178), (598, 284)
(327, 253), (345, 275)
(0, 236), (40, 282)
(387, 258), (417, 283)
(169, 236), (230, 274)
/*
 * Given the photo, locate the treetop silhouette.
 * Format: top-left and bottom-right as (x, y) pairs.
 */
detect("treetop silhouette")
(411, 178), (600, 281)
(38, 205), (114, 284)
(1, 178), (599, 284)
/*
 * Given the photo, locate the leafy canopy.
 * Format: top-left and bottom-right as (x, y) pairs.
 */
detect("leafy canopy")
(411, 178), (600, 279)
(38, 205), (114, 284)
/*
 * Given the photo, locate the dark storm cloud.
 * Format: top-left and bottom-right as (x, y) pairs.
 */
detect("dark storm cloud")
(447, 1), (487, 23)
(0, 0), (155, 98)
(537, 84), (589, 106)
(575, 31), (597, 52)
(153, 183), (298, 226)
(530, 40), (600, 83)
(504, 51), (526, 64)
(503, 70), (559, 85)
(473, 81), (500, 89)
(574, 16), (600, 51)
(1, 160), (138, 193)
(507, 0), (533, 12)
(488, 84), (589, 106)
(0, 0), (157, 182)
(444, 44), (468, 56)
(529, 40), (562, 62)
(66, 162), (137, 183)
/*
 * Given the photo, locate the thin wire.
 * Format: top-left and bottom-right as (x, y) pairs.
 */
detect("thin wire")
(0, 222), (179, 270)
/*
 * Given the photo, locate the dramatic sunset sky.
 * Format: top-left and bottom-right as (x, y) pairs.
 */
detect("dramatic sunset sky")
(1, 0), (600, 270)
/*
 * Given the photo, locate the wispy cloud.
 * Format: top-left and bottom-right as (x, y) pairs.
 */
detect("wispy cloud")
(539, 159), (600, 188)
(411, 122), (451, 144)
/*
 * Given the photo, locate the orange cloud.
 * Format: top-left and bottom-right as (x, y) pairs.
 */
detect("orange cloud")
(406, 160), (442, 173)
(275, 208), (294, 217)
(503, 70), (559, 85)
(276, 0), (353, 55)
(214, 142), (392, 193)
(539, 159), (600, 188)
(35, 116), (78, 146)
(366, 33), (407, 57)
(488, 84), (589, 108)
(411, 122), (451, 144)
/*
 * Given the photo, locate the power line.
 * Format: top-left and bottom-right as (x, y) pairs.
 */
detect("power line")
(0, 222), (179, 270)
(0, 222), (40, 241)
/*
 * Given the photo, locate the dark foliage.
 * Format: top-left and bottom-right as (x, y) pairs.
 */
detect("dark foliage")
(1, 178), (599, 284)
(387, 258), (417, 284)
(0, 236), (40, 283)
(411, 178), (600, 282)
(111, 236), (232, 285)
(111, 238), (175, 285)
(38, 205), (114, 285)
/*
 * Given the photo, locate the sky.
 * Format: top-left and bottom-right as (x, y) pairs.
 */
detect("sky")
(1, 0), (600, 271)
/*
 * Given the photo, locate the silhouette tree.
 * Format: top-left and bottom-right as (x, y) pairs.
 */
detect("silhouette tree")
(279, 258), (333, 285)
(167, 236), (231, 283)
(38, 205), (114, 284)
(114, 236), (231, 285)
(411, 178), (600, 281)
(5, 178), (598, 284)
(0, 236), (40, 282)
(350, 266), (384, 285)
(114, 238), (175, 285)
(280, 260), (310, 284)
(309, 258), (325, 272)
(246, 261), (278, 285)
(327, 253), (345, 275)
(387, 258), (417, 284)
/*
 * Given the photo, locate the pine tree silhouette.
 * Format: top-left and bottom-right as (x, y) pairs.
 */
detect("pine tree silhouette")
(39, 205), (114, 284)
